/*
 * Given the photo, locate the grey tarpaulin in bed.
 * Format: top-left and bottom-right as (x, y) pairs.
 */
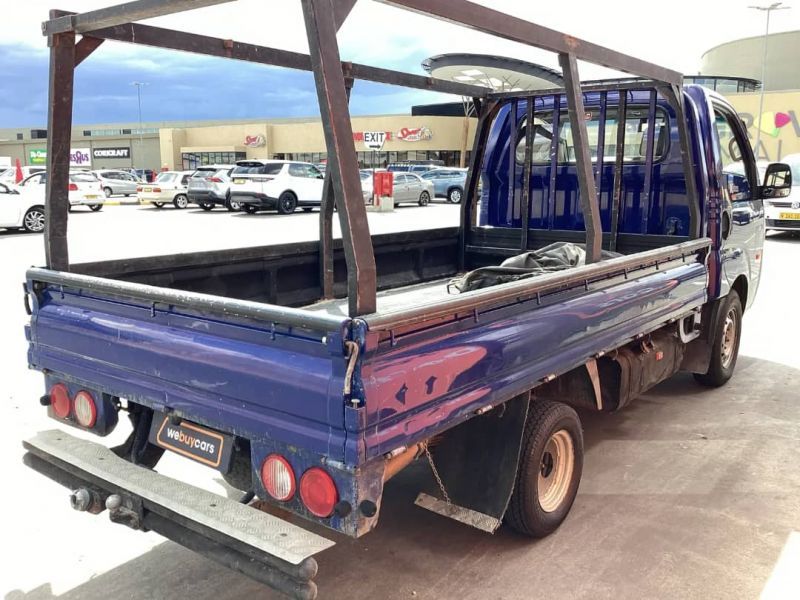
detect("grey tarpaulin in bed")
(447, 242), (622, 293)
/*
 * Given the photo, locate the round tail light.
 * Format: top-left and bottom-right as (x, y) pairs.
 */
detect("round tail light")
(49, 384), (71, 419)
(300, 467), (338, 518)
(261, 454), (295, 501)
(73, 391), (97, 428)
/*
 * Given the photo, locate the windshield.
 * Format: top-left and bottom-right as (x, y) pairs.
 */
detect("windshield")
(156, 172), (177, 183)
(69, 173), (97, 183)
(232, 163), (283, 175)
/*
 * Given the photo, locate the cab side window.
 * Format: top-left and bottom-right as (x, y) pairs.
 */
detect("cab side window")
(714, 110), (752, 202)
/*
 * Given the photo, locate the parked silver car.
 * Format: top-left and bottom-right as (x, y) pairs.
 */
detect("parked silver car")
(187, 164), (239, 211)
(392, 172), (433, 206)
(420, 168), (467, 203)
(92, 170), (143, 198)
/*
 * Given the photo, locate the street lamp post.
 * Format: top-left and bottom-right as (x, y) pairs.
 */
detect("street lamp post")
(131, 81), (148, 169)
(748, 2), (790, 161)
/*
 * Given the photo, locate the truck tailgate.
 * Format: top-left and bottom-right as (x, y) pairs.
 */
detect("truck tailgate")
(26, 268), (352, 460)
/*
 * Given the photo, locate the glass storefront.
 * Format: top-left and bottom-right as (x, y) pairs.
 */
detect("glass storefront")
(182, 151), (247, 170)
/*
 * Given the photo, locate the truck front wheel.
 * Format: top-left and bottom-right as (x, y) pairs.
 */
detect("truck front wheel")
(694, 292), (743, 387)
(505, 400), (583, 537)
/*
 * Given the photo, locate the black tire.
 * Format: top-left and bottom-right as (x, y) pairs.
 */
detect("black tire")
(447, 187), (463, 204)
(505, 401), (583, 538)
(152, 202), (164, 209)
(89, 204), (103, 212)
(226, 196), (242, 212)
(302, 207), (314, 212)
(243, 204), (259, 214)
(418, 191), (430, 206)
(103, 187), (113, 198)
(277, 192), (297, 215)
(22, 206), (45, 233)
(173, 194), (189, 209)
(199, 202), (214, 211)
(693, 292), (743, 387)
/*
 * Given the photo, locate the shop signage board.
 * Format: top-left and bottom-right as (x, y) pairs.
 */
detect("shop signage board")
(244, 134), (266, 147)
(362, 131), (387, 150)
(93, 147), (130, 159)
(29, 147), (92, 167)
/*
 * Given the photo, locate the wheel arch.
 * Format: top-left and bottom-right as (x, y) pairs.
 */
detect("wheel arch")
(731, 275), (748, 312)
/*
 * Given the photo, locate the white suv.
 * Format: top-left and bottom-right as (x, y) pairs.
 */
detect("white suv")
(230, 160), (324, 214)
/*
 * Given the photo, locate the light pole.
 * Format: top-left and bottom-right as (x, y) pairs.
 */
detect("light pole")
(748, 3), (790, 161)
(131, 81), (148, 169)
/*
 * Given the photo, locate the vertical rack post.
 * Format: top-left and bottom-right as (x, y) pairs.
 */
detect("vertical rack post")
(546, 94), (561, 231)
(520, 97), (535, 250)
(319, 70), (353, 300)
(595, 91), (607, 246)
(302, 0), (376, 316)
(609, 91), (628, 252)
(640, 89), (657, 234)
(507, 100), (518, 226)
(559, 52), (602, 264)
(44, 17), (76, 271)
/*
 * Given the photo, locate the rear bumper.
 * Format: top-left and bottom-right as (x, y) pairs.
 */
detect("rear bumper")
(766, 218), (800, 230)
(23, 429), (334, 600)
(230, 191), (278, 209)
(188, 190), (227, 205)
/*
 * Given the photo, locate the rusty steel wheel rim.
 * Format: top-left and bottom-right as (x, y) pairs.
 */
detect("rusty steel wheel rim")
(720, 308), (738, 369)
(538, 429), (574, 513)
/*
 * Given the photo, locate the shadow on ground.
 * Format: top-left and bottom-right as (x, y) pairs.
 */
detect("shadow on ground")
(7, 357), (800, 600)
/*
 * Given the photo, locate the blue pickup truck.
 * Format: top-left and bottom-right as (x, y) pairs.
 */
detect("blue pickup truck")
(24, 3), (794, 599)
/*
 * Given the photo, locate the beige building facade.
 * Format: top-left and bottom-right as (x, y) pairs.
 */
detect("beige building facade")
(724, 91), (800, 162)
(160, 115), (477, 171)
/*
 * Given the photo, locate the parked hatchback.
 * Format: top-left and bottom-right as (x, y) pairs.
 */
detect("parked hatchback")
(137, 171), (193, 209)
(17, 171), (105, 211)
(230, 160), (324, 214)
(93, 169), (143, 198)
(421, 168), (467, 203)
(187, 165), (239, 211)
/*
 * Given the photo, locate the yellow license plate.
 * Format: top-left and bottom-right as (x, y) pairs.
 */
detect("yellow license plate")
(779, 212), (800, 220)
(233, 178), (245, 184)
(85, 195), (98, 199)
(143, 187), (152, 192)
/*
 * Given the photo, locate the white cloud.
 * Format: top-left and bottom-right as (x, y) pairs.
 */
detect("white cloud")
(8, 0), (800, 84)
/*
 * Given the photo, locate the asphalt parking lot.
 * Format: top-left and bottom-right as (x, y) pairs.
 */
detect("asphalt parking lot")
(2, 205), (799, 600)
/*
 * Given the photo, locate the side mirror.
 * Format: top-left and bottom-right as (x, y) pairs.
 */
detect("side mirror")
(728, 138), (742, 162)
(762, 162), (792, 199)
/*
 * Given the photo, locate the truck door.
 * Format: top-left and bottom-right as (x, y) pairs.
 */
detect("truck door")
(711, 103), (765, 304)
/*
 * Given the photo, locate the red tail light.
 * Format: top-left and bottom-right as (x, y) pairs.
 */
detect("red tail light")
(153, 187), (162, 193)
(209, 177), (223, 183)
(300, 468), (338, 518)
(136, 186), (142, 192)
(49, 383), (71, 419)
(73, 391), (97, 428)
(261, 454), (296, 501)
(68, 183), (78, 191)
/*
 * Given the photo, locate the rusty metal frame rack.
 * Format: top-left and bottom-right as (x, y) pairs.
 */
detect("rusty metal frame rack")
(41, 0), (699, 318)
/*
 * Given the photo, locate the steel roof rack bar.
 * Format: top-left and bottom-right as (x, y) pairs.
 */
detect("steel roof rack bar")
(41, 0), (698, 314)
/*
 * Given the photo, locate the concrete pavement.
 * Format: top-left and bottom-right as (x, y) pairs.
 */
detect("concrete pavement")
(2, 207), (798, 599)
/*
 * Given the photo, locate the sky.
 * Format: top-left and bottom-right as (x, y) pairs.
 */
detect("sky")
(1, 0), (799, 128)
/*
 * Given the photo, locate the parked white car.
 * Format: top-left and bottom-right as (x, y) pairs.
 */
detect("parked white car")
(137, 171), (193, 209)
(0, 165), (46, 185)
(93, 169), (143, 197)
(764, 153), (800, 232)
(17, 171), (105, 211)
(230, 160), (324, 214)
(0, 182), (46, 232)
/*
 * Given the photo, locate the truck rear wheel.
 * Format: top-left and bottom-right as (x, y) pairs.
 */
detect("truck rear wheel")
(505, 400), (583, 537)
(694, 292), (742, 387)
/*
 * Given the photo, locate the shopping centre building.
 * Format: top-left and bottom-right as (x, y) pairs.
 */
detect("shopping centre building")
(2, 30), (798, 171)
